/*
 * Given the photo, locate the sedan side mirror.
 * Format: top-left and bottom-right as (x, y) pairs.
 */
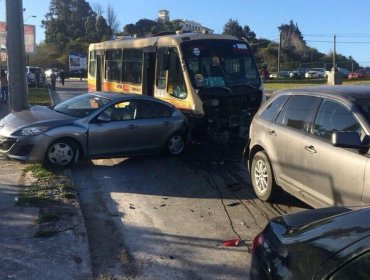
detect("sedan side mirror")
(331, 131), (362, 148)
(97, 113), (111, 123)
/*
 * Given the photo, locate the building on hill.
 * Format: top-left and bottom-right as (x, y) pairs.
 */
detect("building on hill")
(158, 10), (170, 23)
(173, 19), (214, 34)
(157, 10), (213, 34)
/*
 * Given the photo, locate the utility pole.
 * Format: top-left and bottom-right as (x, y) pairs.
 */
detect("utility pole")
(333, 34), (336, 70)
(277, 31), (281, 78)
(6, 0), (28, 112)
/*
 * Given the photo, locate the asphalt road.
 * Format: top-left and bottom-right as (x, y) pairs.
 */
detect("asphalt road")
(59, 79), (310, 279)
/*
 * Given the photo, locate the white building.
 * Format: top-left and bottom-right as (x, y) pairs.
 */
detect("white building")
(157, 10), (213, 34)
(158, 10), (170, 23)
(173, 19), (214, 34)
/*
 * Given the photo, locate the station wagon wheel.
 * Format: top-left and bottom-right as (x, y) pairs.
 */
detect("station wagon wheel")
(167, 133), (185, 156)
(46, 138), (79, 168)
(251, 151), (281, 202)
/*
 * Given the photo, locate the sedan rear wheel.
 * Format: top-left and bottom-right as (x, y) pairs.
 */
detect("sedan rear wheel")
(251, 151), (281, 202)
(46, 138), (79, 168)
(167, 134), (185, 156)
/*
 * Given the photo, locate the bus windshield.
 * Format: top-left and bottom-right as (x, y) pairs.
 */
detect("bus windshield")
(181, 39), (260, 89)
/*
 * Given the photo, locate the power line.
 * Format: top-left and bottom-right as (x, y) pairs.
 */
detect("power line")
(306, 40), (370, 44)
(304, 33), (370, 37)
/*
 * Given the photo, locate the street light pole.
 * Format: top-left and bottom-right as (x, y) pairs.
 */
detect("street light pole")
(6, 0), (28, 111)
(333, 34), (336, 70)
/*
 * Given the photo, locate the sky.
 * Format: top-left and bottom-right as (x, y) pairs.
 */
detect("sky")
(1, 0), (370, 66)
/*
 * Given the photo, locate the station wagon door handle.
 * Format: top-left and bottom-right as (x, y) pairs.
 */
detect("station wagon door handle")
(304, 145), (317, 154)
(268, 130), (276, 136)
(128, 124), (138, 129)
(163, 121), (173, 126)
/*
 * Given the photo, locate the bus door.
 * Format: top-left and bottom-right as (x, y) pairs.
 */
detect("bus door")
(142, 46), (156, 96)
(96, 51), (104, 91)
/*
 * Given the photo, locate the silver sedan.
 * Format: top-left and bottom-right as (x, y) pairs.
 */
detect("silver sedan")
(0, 92), (188, 167)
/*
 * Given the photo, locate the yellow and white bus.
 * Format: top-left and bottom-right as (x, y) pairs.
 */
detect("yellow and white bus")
(88, 32), (264, 140)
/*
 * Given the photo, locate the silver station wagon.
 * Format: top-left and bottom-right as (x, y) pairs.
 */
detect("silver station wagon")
(245, 86), (370, 208)
(0, 92), (188, 168)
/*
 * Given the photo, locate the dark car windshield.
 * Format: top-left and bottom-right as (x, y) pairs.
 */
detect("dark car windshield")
(53, 94), (111, 118)
(181, 39), (261, 89)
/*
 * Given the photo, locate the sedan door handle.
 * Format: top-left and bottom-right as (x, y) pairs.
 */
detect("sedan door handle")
(268, 130), (276, 136)
(163, 121), (173, 126)
(304, 145), (317, 154)
(128, 124), (138, 129)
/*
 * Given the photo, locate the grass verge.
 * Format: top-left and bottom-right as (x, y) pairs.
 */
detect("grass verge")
(28, 87), (50, 106)
(263, 78), (370, 92)
(16, 163), (78, 238)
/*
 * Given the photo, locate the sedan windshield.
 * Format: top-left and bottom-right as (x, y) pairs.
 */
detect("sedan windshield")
(181, 39), (261, 89)
(53, 94), (111, 118)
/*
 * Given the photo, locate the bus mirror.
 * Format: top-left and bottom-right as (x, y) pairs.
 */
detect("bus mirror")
(162, 53), (170, 70)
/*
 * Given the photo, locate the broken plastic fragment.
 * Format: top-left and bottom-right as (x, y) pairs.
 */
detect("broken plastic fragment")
(222, 239), (241, 247)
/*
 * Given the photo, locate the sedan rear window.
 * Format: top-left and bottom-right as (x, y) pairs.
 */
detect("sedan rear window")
(260, 95), (289, 121)
(276, 95), (319, 131)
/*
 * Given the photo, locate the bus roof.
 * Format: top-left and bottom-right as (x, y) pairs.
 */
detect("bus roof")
(89, 32), (245, 51)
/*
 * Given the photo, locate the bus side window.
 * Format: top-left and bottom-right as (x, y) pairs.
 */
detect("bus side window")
(168, 47), (187, 99)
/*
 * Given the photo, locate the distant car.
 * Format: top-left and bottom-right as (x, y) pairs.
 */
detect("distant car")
(68, 69), (86, 78)
(348, 69), (369, 79)
(304, 70), (319, 78)
(250, 206), (370, 280)
(26, 66), (45, 86)
(44, 68), (60, 78)
(245, 85), (370, 208)
(269, 73), (278, 79)
(289, 70), (304, 79)
(0, 92), (188, 167)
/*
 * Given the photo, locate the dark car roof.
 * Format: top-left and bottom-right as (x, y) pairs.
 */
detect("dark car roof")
(274, 85), (370, 101)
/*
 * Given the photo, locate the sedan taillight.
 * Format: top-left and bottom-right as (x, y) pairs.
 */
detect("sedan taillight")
(252, 232), (264, 251)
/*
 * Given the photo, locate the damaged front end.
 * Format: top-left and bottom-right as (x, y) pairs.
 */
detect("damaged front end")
(198, 85), (263, 143)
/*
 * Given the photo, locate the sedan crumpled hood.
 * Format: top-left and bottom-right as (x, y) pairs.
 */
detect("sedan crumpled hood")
(0, 105), (77, 135)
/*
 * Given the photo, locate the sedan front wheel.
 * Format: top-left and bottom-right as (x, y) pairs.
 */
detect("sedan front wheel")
(46, 138), (79, 168)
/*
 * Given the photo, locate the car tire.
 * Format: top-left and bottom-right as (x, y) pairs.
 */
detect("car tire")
(251, 151), (282, 202)
(167, 133), (185, 156)
(45, 138), (79, 168)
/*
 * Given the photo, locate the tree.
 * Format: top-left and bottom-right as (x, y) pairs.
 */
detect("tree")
(223, 19), (244, 38)
(134, 19), (161, 37)
(42, 0), (112, 47)
(107, 4), (120, 34)
(96, 16), (112, 41)
(92, 2), (104, 17)
(223, 19), (257, 42)
(122, 23), (136, 36)
(242, 26), (256, 42)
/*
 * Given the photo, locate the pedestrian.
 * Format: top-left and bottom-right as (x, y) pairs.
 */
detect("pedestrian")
(35, 69), (41, 88)
(59, 69), (65, 86)
(0, 69), (8, 104)
(50, 72), (57, 91)
(261, 67), (269, 83)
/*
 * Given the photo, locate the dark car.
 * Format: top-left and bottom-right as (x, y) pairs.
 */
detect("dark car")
(0, 92), (188, 167)
(245, 85), (370, 208)
(250, 206), (370, 280)
(67, 69), (87, 78)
